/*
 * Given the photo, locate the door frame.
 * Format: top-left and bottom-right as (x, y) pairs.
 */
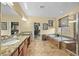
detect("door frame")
(76, 13), (79, 55)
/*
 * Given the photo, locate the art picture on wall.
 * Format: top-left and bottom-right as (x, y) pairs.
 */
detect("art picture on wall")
(48, 20), (53, 27)
(43, 23), (48, 30)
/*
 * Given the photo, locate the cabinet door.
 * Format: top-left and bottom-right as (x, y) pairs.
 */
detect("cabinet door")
(19, 48), (24, 56)
(11, 49), (18, 56)
(23, 39), (28, 56)
(19, 42), (24, 52)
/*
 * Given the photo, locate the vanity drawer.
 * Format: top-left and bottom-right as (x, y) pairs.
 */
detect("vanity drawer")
(24, 38), (28, 44)
(11, 49), (18, 56)
(19, 42), (24, 52)
(19, 48), (24, 56)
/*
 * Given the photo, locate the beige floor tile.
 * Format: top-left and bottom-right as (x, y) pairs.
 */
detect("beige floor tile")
(27, 37), (70, 56)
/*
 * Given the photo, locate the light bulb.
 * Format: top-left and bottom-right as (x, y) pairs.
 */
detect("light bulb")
(22, 16), (27, 21)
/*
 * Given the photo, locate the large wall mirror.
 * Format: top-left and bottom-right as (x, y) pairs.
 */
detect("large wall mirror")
(11, 22), (19, 35)
(1, 22), (7, 30)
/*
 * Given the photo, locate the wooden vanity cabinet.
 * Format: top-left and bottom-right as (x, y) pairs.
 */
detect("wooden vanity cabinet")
(19, 48), (24, 56)
(27, 36), (31, 48)
(19, 37), (29, 56)
(23, 38), (28, 56)
(11, 42), (25, 56)
(11, 36), (30, 56)
(18, 42), (25, 56)
(11, 48), (19, 56)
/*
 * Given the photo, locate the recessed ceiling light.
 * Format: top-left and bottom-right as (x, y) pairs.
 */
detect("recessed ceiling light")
(60, 11), (63, 13)
(40, 5), (45, 8)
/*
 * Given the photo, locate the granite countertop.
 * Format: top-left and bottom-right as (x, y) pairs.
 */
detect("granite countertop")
(48, 34), (73, 42)
(0, 35), (30, 56)
(63, 40), (76, 43)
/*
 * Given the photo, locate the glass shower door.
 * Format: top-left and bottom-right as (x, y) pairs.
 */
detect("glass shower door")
(76, 13), (79, 55)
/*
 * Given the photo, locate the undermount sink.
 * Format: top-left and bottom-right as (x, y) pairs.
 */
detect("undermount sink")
(1, 39), (20, 46)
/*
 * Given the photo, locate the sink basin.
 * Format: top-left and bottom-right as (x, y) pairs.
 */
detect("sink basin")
(1, 39), (19, 46)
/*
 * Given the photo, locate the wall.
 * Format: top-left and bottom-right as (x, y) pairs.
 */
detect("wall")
(54, 6), (79, 38)
(28, 16), (56, 35)
(1, 15), (56, 36)
(20, 19), (32, 32)
(0, 15), (37, 36)
(1, 13), (79, 37)
(1, 15), (21, 36)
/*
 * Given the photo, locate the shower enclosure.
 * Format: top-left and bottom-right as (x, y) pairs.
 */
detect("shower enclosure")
(76, 13), (79, 55)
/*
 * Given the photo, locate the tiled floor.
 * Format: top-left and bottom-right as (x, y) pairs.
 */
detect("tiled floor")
(27, 37), (70, 56)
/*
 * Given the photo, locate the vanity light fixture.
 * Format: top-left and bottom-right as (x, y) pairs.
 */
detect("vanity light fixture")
(40, 5), (45, 8)
(69, 20), (77, 23)
(60, 11), (63, 14)
(22, 16), (27, 21)
(7, 2), (14, 6)
(1, 2), (14, 9)
(1, 2), (7, 5)
(1, 2), (14, 6)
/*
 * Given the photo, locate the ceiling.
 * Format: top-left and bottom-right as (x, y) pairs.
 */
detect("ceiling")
(1, 3), (20, 16)
(19, 2), (79, 18)
(1, 2), (79, 18)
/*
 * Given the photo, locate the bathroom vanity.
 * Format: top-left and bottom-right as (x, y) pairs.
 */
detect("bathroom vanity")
(0, 35), (31, 56)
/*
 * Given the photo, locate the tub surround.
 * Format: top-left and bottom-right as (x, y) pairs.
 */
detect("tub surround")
(61, 40), (76, 56)
(43, 34), (76, 55)
(0, 35), (31, 56)
(48, 34), (74, 41)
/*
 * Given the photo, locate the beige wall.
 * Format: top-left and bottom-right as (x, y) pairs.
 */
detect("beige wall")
(55, 6), (79, 38)
(1, 13), (78, 38)
(0, 15), (56, 35)
(28, 16), (56, 35)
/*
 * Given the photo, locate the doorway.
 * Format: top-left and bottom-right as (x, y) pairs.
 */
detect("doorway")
(34, 23), (40, 38)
